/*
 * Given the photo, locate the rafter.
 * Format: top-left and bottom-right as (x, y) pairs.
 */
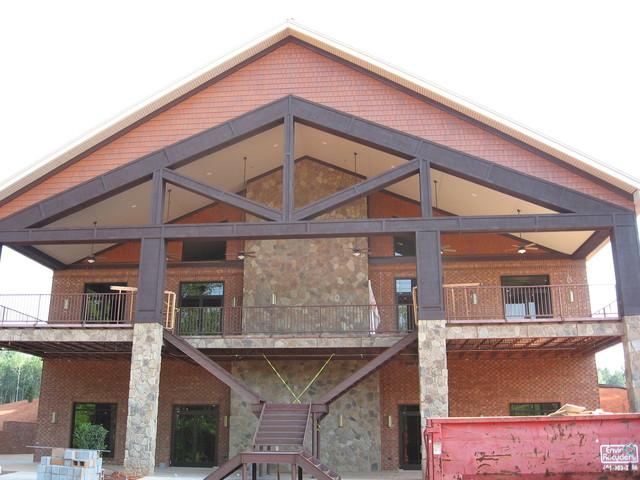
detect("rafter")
(162, 169), (281, 221)
(292, 158), (421, 221)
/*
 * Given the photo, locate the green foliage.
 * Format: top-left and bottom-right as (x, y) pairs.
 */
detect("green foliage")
(0, 351), (42, 404)
(598, 367), (626, 387)
(73, 423), (108, 451)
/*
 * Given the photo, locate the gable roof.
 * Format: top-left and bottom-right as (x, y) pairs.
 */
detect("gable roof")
(2, 21), (639, 203)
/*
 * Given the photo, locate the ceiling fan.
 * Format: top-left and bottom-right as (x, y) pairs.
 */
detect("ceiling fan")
(234, 250), (256, 260)
(508, 242), (540, 255)
(441, 244), (457, 255)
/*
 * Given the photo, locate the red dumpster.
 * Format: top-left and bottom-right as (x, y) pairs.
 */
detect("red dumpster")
(425, 414), (640, 479)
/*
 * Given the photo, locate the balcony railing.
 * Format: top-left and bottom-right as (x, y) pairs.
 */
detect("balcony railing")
(0, 292), (137, 326)
(174, 304), (414, 336)
(443, 284), (618, 323)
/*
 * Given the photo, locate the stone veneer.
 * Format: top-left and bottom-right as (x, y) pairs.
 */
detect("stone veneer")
(123, 323), (163, 476)
(243, 160), (368, 313)
(229, 359), (381, 472)
(417, 319), (449, 422)
(623, 316), (640, 411)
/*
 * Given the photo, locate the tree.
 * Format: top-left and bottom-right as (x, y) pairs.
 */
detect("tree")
(0, 351), (42, 403)
(597, 367), (626, 387)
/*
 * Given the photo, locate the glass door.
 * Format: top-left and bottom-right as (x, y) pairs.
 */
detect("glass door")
(399, 405), (421, 470)
(171, 405), (218, 467)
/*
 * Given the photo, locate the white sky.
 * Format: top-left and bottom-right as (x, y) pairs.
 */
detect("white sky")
(0, 0), (638, 371)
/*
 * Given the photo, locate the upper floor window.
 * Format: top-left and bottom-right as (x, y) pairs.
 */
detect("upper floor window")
(179, 282), (225, 335)
(181, 240), (226, 261)
(394, 235), (416, 257)
(395, 278), (416, 330)
(509, 402), (560, 416)
(83, 283), (127, 323)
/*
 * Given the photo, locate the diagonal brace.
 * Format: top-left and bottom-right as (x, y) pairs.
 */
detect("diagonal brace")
(292, 159), (420, 221)
(162, 168), (282, 221)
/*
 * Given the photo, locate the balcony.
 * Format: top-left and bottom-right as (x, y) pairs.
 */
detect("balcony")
(0, 284), (619, 334)
(443, 284), (618, 323)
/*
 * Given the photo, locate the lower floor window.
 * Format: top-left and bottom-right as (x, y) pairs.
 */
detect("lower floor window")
(171, 405), (219, 467)
(72, 403), (117, 457)
(509, 402), (560, 416)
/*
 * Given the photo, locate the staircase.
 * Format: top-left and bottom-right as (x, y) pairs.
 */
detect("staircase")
(205, 403), (340, 480)
(253, 403), (310, 449)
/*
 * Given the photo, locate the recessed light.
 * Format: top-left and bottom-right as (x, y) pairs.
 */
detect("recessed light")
(471, 193), (478, 198)
(273, 143), (279, 148)
(130, 204), (137, 209)
(322, 141), (328, 145)
(206, 171), (213, 176)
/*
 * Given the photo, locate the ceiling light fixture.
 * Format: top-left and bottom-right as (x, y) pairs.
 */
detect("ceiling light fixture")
(517, 247), (527, 255)
(87, 221), (97, 264)
(273, 143), (279, 148)
(130, 204), (137, 209)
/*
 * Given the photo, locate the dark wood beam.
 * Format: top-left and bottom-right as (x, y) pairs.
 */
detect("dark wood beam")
(0, 97), (289, 230)
(282, 112), (294, 221)
(150, 170), (165, 225)
(289, 96), (630, 215)
(134, 238), (166, 323)
(317, 331), (417, 408)
(611, 221), (640, 316)
(415, 231), (444, 319)
(292, 158), (420, 221)
(163, 330), (263, 405)
(0, 212), (629, 245)
(419, 158), (432, 217)
(162, 169), (281, 221)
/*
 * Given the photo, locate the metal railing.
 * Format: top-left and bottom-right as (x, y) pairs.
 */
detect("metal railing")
(443, 284), (618, 323)
(174, 304), (414, 336)
(0, 292), (137, 326)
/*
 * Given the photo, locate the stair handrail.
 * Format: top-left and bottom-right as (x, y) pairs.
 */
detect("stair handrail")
(251, 403), (267, 450)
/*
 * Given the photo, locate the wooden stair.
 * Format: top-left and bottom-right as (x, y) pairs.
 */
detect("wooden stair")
(253, 403), (311, 449)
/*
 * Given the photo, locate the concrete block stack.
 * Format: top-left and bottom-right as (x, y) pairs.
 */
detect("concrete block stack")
(37, 448), (103, 480)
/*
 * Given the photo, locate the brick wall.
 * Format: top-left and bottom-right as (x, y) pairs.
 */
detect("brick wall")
(0, 421), (37, 454)
(156, 359), (231, 466)
(378, 352), (599, 470)
(599, 386), (630, 413)
(36, 358), (131, 464)
(1, 40), (630, 219)
(36, 357), (232, 467)
(448, 354), (600, 417)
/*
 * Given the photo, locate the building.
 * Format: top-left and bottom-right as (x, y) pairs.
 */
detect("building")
(0, 23), (638, 478)
(599, 384), (630, 413)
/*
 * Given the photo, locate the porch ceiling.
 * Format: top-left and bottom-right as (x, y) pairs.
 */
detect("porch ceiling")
(30, 123), (596, 266)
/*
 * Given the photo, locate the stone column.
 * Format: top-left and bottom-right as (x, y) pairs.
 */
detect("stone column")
(123, 322), (164, 476)
(623, 316), (640, 411)
(417, 318), (448, 472)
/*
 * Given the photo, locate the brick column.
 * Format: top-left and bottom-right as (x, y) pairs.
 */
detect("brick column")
(623, 317), (640, 411)
(417, 318), (448, 474)
(123, 322), (164, 476)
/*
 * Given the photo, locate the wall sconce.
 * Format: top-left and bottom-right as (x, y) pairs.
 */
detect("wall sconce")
(338, 415), (343, 428)
(568, 290), (575, 303)
(63, 299), (69, 311)
(223, 415), (228, 428)
(232, 297), (237, 307)
(387, 415), (393, 428)
(51, 412), (58, 424)
(271, 293), (277, 305)
(471, 292), (478, 305)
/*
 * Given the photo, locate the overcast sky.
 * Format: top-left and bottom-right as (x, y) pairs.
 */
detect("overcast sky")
(0, 0), (638, 370)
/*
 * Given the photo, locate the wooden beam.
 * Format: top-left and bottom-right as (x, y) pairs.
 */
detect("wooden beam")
(419, 158), (432, 217)
(317, 331), (417, 408)
(134, 238), (166, 323)
(415, 231), (444, 319)
(163, 330), (263, 405)
(611, 221), (640, 316)
(282, 113), (295, 221)
(292, 158), (420, 221)
(289, 96), (630, 215)
(162, 169), (281, 221)
(0, 212), (627, 245)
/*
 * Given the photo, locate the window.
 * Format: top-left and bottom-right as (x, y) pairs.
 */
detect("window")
(72, 403), (117, 457)
(501, 275), (553, 319)
(171, 405), (219, 467)
(509, 402), (560, 416)
(393, 235), (416, 257)
(179, 282), (225, 335)
(83, 283), (127, 323)
(181, 240), (226, 261)
(395, 278), (416, 331)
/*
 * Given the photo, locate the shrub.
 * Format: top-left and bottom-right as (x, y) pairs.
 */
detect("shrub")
(73, 424), (108, 451)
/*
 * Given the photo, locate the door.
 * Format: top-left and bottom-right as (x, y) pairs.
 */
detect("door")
(399, 405), (421, 469)
(83, 283), (127, 323)
(72, 403), (117, 457)
(179, 282), (224, 335)
(171, 405), (218, 467)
